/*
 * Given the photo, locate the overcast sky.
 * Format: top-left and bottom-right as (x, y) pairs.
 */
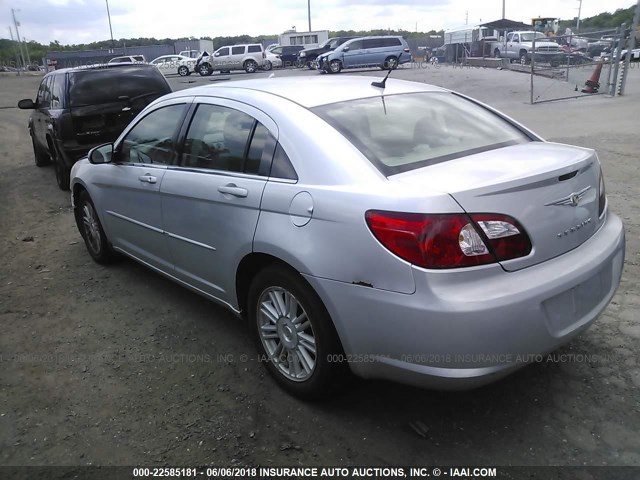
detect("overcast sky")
(0, 0), (633, 45)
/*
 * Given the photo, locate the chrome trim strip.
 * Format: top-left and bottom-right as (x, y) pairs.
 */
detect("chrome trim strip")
(106, 210), (164, 233)
(106, 211), (217, 251)
(165, 231), (217, 251)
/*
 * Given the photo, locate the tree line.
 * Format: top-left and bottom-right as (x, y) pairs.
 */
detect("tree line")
(1, 3), (637, 66)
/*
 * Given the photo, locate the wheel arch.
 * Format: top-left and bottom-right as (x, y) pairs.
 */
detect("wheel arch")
(236, 253), (300, 318)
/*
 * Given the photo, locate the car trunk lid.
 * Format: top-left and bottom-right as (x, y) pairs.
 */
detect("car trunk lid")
(390, 142), (601, 271)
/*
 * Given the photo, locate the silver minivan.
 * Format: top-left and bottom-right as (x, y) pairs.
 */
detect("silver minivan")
(197, 44), (265, 76)
(319, 36), (411, 73)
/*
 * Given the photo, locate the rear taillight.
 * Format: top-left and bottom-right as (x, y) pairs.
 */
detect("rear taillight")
(403, 48), (411, 53)
(598, 169), (606, 217)
(365, 211), (531, 269)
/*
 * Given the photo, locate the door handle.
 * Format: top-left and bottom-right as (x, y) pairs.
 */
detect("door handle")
(138, 174), (157, 184)
(218, 184), (248, 198)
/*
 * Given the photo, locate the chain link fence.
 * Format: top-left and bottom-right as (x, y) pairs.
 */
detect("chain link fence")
(529, 26), (628, 104)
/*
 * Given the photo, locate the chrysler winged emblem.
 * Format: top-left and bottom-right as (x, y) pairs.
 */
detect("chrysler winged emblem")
(545, 186), (591, 207)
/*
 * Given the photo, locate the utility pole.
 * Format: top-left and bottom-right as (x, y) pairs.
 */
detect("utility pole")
(106, 0), (115, 52)
(11, 9), (26, 69)
(465, 10), (469, 25)
(576, 0), (583, 29)
(307, 0), (311, 31)
(8, 26), (22, 75)
(23, 37), (32, 65)
(502, 0), (506, 19)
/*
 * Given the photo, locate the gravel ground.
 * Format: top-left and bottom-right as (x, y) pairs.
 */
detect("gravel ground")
(0, 65), (639, 469)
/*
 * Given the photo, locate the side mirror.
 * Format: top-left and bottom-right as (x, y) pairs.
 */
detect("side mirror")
(18, 99), (36, 109)
(214, 52), (220, 57)
(342, 46), (350, 52)
(88, 143), (114, 165)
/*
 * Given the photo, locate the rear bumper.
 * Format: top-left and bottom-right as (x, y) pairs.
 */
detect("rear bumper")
(303, 212), (625, 390)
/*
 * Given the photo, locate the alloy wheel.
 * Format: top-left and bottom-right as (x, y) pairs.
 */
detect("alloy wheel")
(82, 202), (102, 255)
(257, 286), (317, 382)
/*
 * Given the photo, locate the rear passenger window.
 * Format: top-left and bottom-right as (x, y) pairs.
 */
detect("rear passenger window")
(182, 104), (254, 172)
(247, 45), (262, 53)
(245, 123), (270, 174)
(231, 46), (244, 55)
(50, 73), (65, 108)
(270, 144), (298, 181)
(363, 39), (384, 49)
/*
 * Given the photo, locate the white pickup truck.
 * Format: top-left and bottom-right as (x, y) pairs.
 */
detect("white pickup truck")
(492, 31), (563, 64)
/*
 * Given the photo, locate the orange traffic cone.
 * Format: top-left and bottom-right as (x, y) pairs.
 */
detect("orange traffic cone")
(581, 63), (603, 93)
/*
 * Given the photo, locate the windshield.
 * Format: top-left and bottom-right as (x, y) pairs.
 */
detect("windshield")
(521, 32), (549, 41)
(69, 66), (170, 108)
(312, 92), (530, 175)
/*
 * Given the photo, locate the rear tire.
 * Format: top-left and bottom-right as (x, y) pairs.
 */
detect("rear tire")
(178, 65), (189, 76)
(248, 265), (348, 400)
(49, 140), (69, 191)
(244, 60), (258, 73)
(383, 56), (399, 70)
(76, 190), (116, 264)
(494, 49), (501, 58)
(520, 51), (529, 65)
(32, 135), (50, 167)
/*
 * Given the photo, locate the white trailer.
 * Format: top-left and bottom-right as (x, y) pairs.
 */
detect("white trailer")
(444, 25), (498, 46)
(278, 30), (329, 49)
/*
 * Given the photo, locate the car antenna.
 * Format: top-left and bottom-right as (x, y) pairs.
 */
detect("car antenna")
(371, 51), (403, 89)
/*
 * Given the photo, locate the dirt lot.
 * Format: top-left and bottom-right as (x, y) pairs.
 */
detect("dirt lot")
(1, 67), (639, 469)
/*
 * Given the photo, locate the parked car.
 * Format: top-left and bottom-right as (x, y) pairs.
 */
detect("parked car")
(108, 55), (146, 64)
(18, 63), (171, 190)
(268, 45), (304, 68)
(196, 44), (265, 75)
(70, 76), (624, 399)
(179, 50), (200, 59)
(263, 50), (282, 70)
(150, 54), (196, 76)
(298, 36), (355, 69)
(318, 36), (411, 73)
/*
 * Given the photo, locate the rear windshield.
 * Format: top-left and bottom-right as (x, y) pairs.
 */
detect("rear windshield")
(68, 66), (170, 108)
(312, 92), (530, 175)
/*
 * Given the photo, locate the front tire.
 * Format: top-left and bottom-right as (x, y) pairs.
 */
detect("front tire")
(178, 65), (189, 76)
(198, 63), (212, 76)
(248, 266), (347, 399)
(76, 190), (116, 264)
(263, 60), (272, 71)
(328, 59), (342, 74)
(494, 49), (501, 58)
(520, 51), (529, 65)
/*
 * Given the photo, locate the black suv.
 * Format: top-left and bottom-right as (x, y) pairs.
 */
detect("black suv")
(297, 37), (355, 68)
(18, 63), (171, 190)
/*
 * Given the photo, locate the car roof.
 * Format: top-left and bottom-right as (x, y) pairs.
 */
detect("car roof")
(165, 76), (447, 109)
(50, 63), (158, 75)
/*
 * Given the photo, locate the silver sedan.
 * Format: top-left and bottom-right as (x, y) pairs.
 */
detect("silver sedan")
(70, 76), (625, 399)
